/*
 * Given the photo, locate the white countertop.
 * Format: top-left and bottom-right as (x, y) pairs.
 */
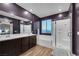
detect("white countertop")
(0, 34), (36, 41)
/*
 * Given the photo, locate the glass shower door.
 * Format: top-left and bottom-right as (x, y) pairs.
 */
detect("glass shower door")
(56, 18), (71, 51)
(53, 18), (71, 56)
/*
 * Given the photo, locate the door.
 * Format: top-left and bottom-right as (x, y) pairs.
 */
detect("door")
(56, 18), (71, 51)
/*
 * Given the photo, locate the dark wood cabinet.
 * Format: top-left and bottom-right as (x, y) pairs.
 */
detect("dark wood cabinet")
(0, 41), (9, 56)
(0, 35), (36, 56)
(0, 39), (22, 56)
(21, 37), (30, 52)
(30, 35), (36, 48)
(21, 36), (36, 53)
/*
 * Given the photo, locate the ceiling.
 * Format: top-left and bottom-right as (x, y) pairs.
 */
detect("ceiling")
(17, 3), (70, 18)
(0, 11), (29, 22)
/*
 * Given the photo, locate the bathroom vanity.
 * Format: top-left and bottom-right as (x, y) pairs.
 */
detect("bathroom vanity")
(0, 34), (36, 56)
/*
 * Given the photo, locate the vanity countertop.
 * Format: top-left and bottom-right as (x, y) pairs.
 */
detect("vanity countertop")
(0, 34), (36, 41)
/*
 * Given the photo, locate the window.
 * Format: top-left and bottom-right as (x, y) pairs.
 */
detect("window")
(41, 19), (51, 35)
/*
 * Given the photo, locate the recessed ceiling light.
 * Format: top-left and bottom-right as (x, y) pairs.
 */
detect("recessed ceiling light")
(24, 11), (28, 14)
(58, 14), (62, 17)
(30, 21), (32, 23)
(10, 13), (14, 15)
(5, 3), (10, 5)
(30, 9), (33, 12)
(58, 9), (62, 11)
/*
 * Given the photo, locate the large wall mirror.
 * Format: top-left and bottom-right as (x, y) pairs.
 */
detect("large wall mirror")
(0, 24), (10, 35)
(0, 18), (13, 35)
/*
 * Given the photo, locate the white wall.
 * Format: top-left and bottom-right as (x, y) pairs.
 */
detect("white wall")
(37, 35), (52, 48)
(51, 21), (56, 48)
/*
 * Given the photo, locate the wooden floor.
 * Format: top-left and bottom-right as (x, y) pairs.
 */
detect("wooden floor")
(20, 45), (52, 56)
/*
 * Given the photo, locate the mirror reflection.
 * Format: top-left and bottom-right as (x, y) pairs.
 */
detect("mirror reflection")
(0, 24), (10, 35)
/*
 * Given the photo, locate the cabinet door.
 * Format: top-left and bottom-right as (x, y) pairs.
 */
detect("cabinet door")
(7, 39), (21, 56)
(29, 35), (36, 48)
(21, 37), (30, 52)
(30, 37), (33, 48)
(0, 39), (21, 56)
(0, 42), (2, 55)
(33, 36), (36, 46)
(12, 39), (22, 56)
(0, 41), (9, 56)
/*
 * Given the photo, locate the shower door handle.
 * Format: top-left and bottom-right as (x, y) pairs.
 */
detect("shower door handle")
(68, 32), (71, 37)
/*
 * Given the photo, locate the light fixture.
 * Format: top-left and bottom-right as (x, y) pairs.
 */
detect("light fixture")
(58, 9), (62, 11)
(58, 14), (62, 17)
(30, 21), (32, 23)
(0, 29), (2, 33)
(10, 13), (14, 15)
(24, 11), (28, 15)
(5, 3), (10, 5)
(30, 9), (33, 12)
(5, 29), (9, 33)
